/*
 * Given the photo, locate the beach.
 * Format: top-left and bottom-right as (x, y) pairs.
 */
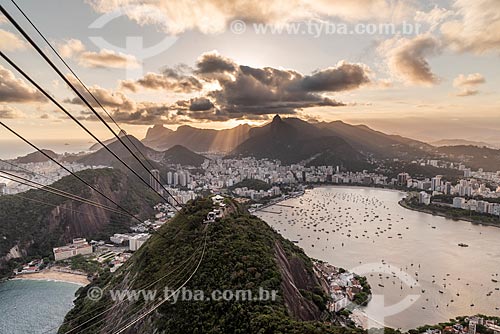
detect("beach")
(14, 268), (90, 286)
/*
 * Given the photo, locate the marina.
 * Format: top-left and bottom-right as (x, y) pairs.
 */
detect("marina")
(256, 186), (500, 330)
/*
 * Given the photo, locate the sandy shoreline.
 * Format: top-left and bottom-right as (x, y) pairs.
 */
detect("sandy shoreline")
(13, 269), (90, 286)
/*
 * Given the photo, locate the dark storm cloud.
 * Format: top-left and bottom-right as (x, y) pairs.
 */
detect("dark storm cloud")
(195, 52), (237, 74)
(189, 97), (215, 111)
(66, 52), (370, 125)
(298, 63), (372, 92)
(120, 71), (203, 93)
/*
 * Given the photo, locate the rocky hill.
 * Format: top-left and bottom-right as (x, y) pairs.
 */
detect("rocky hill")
(13, 149), (59, 164)
(59, 198), (360, 334)
(162, 145), (208, 167)
(0, 168), (160, 279)
(80, 135), (207, 171)
(78, 135), (159, 167)
(143, 124), (251, 152)
(231, 115), (370, 170)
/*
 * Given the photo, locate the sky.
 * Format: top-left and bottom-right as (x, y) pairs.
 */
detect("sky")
(0, 0), (499, 145)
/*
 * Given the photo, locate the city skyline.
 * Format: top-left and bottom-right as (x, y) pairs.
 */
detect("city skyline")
(0, 0), (499, 144)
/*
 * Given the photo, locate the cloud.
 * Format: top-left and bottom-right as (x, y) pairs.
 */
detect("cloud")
(0, 105), (24, 119)
(120, 70), (202, 93)
(200, 54), (368, 118)
(68, 52), (370, 124)
(456, 89), (479, 97)
(64, 75), (136, 111)
(79, 49), (140, 69)
(414, 6), (453, 32)
(453, 73), (485, 87)
(298, 62), (372, 92)
(0, 65), (45, 103)
(189, 97), (214, 111)
(58, 39), (139, 69)
(379, 34), (442, 85)
(441, 0), (500, 53)
(195, 52), (237, 74)
(453, 73), (485, 97)
(86, 0), (413, 34)
(0, 29), (26, 51)
(58, 39), (86, 58)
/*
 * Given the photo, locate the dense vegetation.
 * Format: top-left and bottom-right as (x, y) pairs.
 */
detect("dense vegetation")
(435, 145), (500, 172)
(60, 198), (364, 334)
(0, 168), (160, 279)
(379, 160), (463, 181)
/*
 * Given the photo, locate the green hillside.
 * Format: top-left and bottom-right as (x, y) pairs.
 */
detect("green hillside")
(60, 198), (362, 334)
(0, 168), (160, 279)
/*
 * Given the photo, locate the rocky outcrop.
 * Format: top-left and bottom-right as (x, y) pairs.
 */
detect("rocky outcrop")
(274, 241), (323, 321)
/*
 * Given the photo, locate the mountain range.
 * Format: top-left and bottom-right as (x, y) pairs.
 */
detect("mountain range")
(79, 135), (207, 171)
(142, 124), (251, 152)
(431, 139), (499, 149)
(142, 116), (430, 160)
(75, 116), (500, 172)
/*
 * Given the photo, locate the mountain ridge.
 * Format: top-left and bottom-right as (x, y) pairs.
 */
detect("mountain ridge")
(143, 123), (251, 153)
(230, 115), (370, 169)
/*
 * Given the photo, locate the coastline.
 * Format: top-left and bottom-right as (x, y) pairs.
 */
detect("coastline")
(260, 183), (500, 230)
(12, 268), (90, 286)
(257, 184), (500, 330)
(398, 199), (500, 229)
(251, 184), (405, 214)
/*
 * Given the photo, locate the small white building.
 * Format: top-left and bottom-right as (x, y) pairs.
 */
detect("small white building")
(110, 234), (131, 245)
(211, 195), (224, 205)
(419, 191), (431, 205)
(329, 294), (349, 312)
(453, 197), (465, 209)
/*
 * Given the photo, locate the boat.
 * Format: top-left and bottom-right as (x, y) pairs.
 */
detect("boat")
(458, 243), (469, 247)
(492, 279), (498, 283)
(378, 284), (385, 288)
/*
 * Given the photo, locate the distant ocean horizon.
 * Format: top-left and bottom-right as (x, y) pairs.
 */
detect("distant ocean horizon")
(0, 139), (94, 160)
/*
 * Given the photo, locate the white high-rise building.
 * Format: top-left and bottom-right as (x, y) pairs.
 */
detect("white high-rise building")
(149, 169), (161, 192)
(167, 171), (173, 185)
(179, 171), (187, 187)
